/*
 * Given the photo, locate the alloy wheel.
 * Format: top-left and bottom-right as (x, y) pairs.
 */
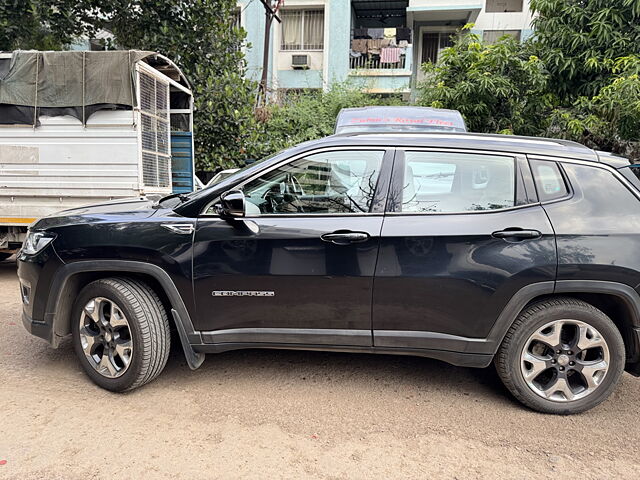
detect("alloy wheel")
(78, 297), (134, 378)
(520, 319), (610, 402)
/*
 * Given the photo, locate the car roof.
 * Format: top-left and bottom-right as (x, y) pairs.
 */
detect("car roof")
(289, 131), (599, 162)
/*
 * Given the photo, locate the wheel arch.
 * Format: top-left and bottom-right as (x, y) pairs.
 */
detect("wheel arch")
(46, 260), (204, 369)
(490, 280), (640, 373)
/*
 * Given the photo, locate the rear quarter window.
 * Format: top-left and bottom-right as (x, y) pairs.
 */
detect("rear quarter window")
(530, 160), (569, 202)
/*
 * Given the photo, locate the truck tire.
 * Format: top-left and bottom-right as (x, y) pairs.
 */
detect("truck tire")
(495, 297), (625, 414)
(71, 277), (171, 392)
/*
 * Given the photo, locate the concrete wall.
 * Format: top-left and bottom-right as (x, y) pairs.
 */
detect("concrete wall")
(473, 0), (534, 34)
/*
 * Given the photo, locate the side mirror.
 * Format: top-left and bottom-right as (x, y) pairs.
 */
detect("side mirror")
(217, 189), (245, 218)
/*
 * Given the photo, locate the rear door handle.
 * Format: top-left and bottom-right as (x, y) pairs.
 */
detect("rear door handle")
(321, 230), (370, 245)
(492, 228), (542, 240)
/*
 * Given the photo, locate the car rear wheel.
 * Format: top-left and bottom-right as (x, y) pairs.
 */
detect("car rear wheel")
(496, 297), (625, 414)
(71, 277), (170, 392)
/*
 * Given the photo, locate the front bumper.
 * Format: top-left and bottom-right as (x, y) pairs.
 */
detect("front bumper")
(17, 244), (65, 346)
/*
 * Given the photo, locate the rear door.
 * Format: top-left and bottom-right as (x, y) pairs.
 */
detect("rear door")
(373, 148), (557, 349)
(192, 148), (394, 346)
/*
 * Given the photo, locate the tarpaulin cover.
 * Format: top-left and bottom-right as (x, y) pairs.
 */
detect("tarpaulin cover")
(0, 50), (154, 109)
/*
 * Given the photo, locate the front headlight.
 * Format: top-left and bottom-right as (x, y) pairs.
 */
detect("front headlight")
(22, 231), (56, 255)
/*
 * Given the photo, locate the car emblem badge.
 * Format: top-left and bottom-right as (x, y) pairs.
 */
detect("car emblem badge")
(211, 290), (275, 297)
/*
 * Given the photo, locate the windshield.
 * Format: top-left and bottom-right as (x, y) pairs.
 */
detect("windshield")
(178, 153), (280, 203)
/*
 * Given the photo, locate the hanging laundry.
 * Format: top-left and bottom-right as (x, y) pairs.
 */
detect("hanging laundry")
(380, 47), (401, 64)
(396, 28), (412, 42)
(351, 39), (368, 54)
(353, 28), (369, 39)
(367, 39), (383, 55)
(368, 28), (384, 39)
(384, 28), (396, 38)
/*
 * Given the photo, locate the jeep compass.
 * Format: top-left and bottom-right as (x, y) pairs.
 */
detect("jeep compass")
(17, 132), (640, 414)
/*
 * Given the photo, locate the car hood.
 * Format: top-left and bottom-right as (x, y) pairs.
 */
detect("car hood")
(32, 197), (159, 230)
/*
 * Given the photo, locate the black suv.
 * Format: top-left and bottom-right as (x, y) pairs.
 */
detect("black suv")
(17, 132), (640, 414)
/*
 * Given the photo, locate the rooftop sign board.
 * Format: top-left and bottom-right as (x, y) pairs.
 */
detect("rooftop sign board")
(335, 106), (467, 134)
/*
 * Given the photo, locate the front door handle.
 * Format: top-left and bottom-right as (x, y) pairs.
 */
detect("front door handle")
(492, 228), (542, 240)
(321, 230), (370, 245)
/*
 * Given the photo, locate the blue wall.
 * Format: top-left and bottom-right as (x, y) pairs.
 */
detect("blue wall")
(326, 0), (350, 86)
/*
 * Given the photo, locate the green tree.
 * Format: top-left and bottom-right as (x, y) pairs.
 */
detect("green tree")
(546, 56), (640, 159)
(87, 0), (257, 171)
(530, 0), (640, 98)
(0, 0), (93, 50)
(416, 28), (550, 136)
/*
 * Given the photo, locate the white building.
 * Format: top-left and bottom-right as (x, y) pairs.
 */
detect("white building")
(239, 0), (535, 96)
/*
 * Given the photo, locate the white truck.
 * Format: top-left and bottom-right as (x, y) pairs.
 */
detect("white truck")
(0, 50), (197, 258)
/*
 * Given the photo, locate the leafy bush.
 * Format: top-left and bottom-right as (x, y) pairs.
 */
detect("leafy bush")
(416, 27), (551, 136)
(246, 84), (404, 160)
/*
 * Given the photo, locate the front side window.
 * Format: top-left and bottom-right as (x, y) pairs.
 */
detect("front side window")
(281, 9), (324, 50)
(242, 150), (385, 215)
(400, 151), (516, 213)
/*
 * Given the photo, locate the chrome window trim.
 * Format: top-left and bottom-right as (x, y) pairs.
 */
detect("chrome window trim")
(200, 146), (390, 217)
(384, 202), (541, 217)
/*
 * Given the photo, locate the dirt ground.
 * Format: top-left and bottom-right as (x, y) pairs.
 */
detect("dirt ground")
(1, 258), (640, 479)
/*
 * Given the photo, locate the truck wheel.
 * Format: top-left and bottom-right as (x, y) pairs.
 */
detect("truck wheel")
(495, 297), (625, 414)
(71, 277), (170, 392)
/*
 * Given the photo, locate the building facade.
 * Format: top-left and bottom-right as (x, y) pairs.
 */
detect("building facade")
(239, 0), (534, 97)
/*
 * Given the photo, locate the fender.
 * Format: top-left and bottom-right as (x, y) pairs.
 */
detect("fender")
(45, 260), (205, 370)
(554, 280), (640, 327)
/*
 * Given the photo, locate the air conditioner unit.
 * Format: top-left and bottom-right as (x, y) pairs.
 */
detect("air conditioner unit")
(291, 54), (309, 70)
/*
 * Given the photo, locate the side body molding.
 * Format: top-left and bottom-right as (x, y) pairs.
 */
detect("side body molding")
(45, 260), (204, 370)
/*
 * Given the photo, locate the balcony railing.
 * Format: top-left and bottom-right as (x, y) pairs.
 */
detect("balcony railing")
(349, 55), (407, 70)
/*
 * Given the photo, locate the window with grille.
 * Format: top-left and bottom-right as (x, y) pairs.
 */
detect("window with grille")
(281, 9), (324, 51)
(483, 30), (521, 44)
(138, 69), (171, 189)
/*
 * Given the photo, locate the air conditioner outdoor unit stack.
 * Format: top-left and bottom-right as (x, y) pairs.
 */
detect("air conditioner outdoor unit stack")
(291, 54), (309, 69)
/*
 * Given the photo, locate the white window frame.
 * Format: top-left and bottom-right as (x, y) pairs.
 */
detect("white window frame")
(280, 8), (325, 52)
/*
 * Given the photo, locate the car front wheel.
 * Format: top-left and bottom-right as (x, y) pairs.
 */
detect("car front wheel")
(496, 297), (625, 414)
(71, 277), (171, 392)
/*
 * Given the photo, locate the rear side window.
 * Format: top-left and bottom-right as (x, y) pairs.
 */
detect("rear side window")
(530, 160), (569, 202)
(400, 151), (516, 213)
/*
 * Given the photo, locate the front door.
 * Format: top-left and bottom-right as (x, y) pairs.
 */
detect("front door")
(373, 149), (557, 348)
(192, 148), (393, 346)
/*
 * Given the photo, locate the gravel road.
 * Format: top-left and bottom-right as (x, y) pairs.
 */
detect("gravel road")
(1, 257), (640, 479)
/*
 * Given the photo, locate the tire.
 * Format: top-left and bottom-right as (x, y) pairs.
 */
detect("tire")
(495, 297), (625, 414)
(71, 277), (171, 392)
